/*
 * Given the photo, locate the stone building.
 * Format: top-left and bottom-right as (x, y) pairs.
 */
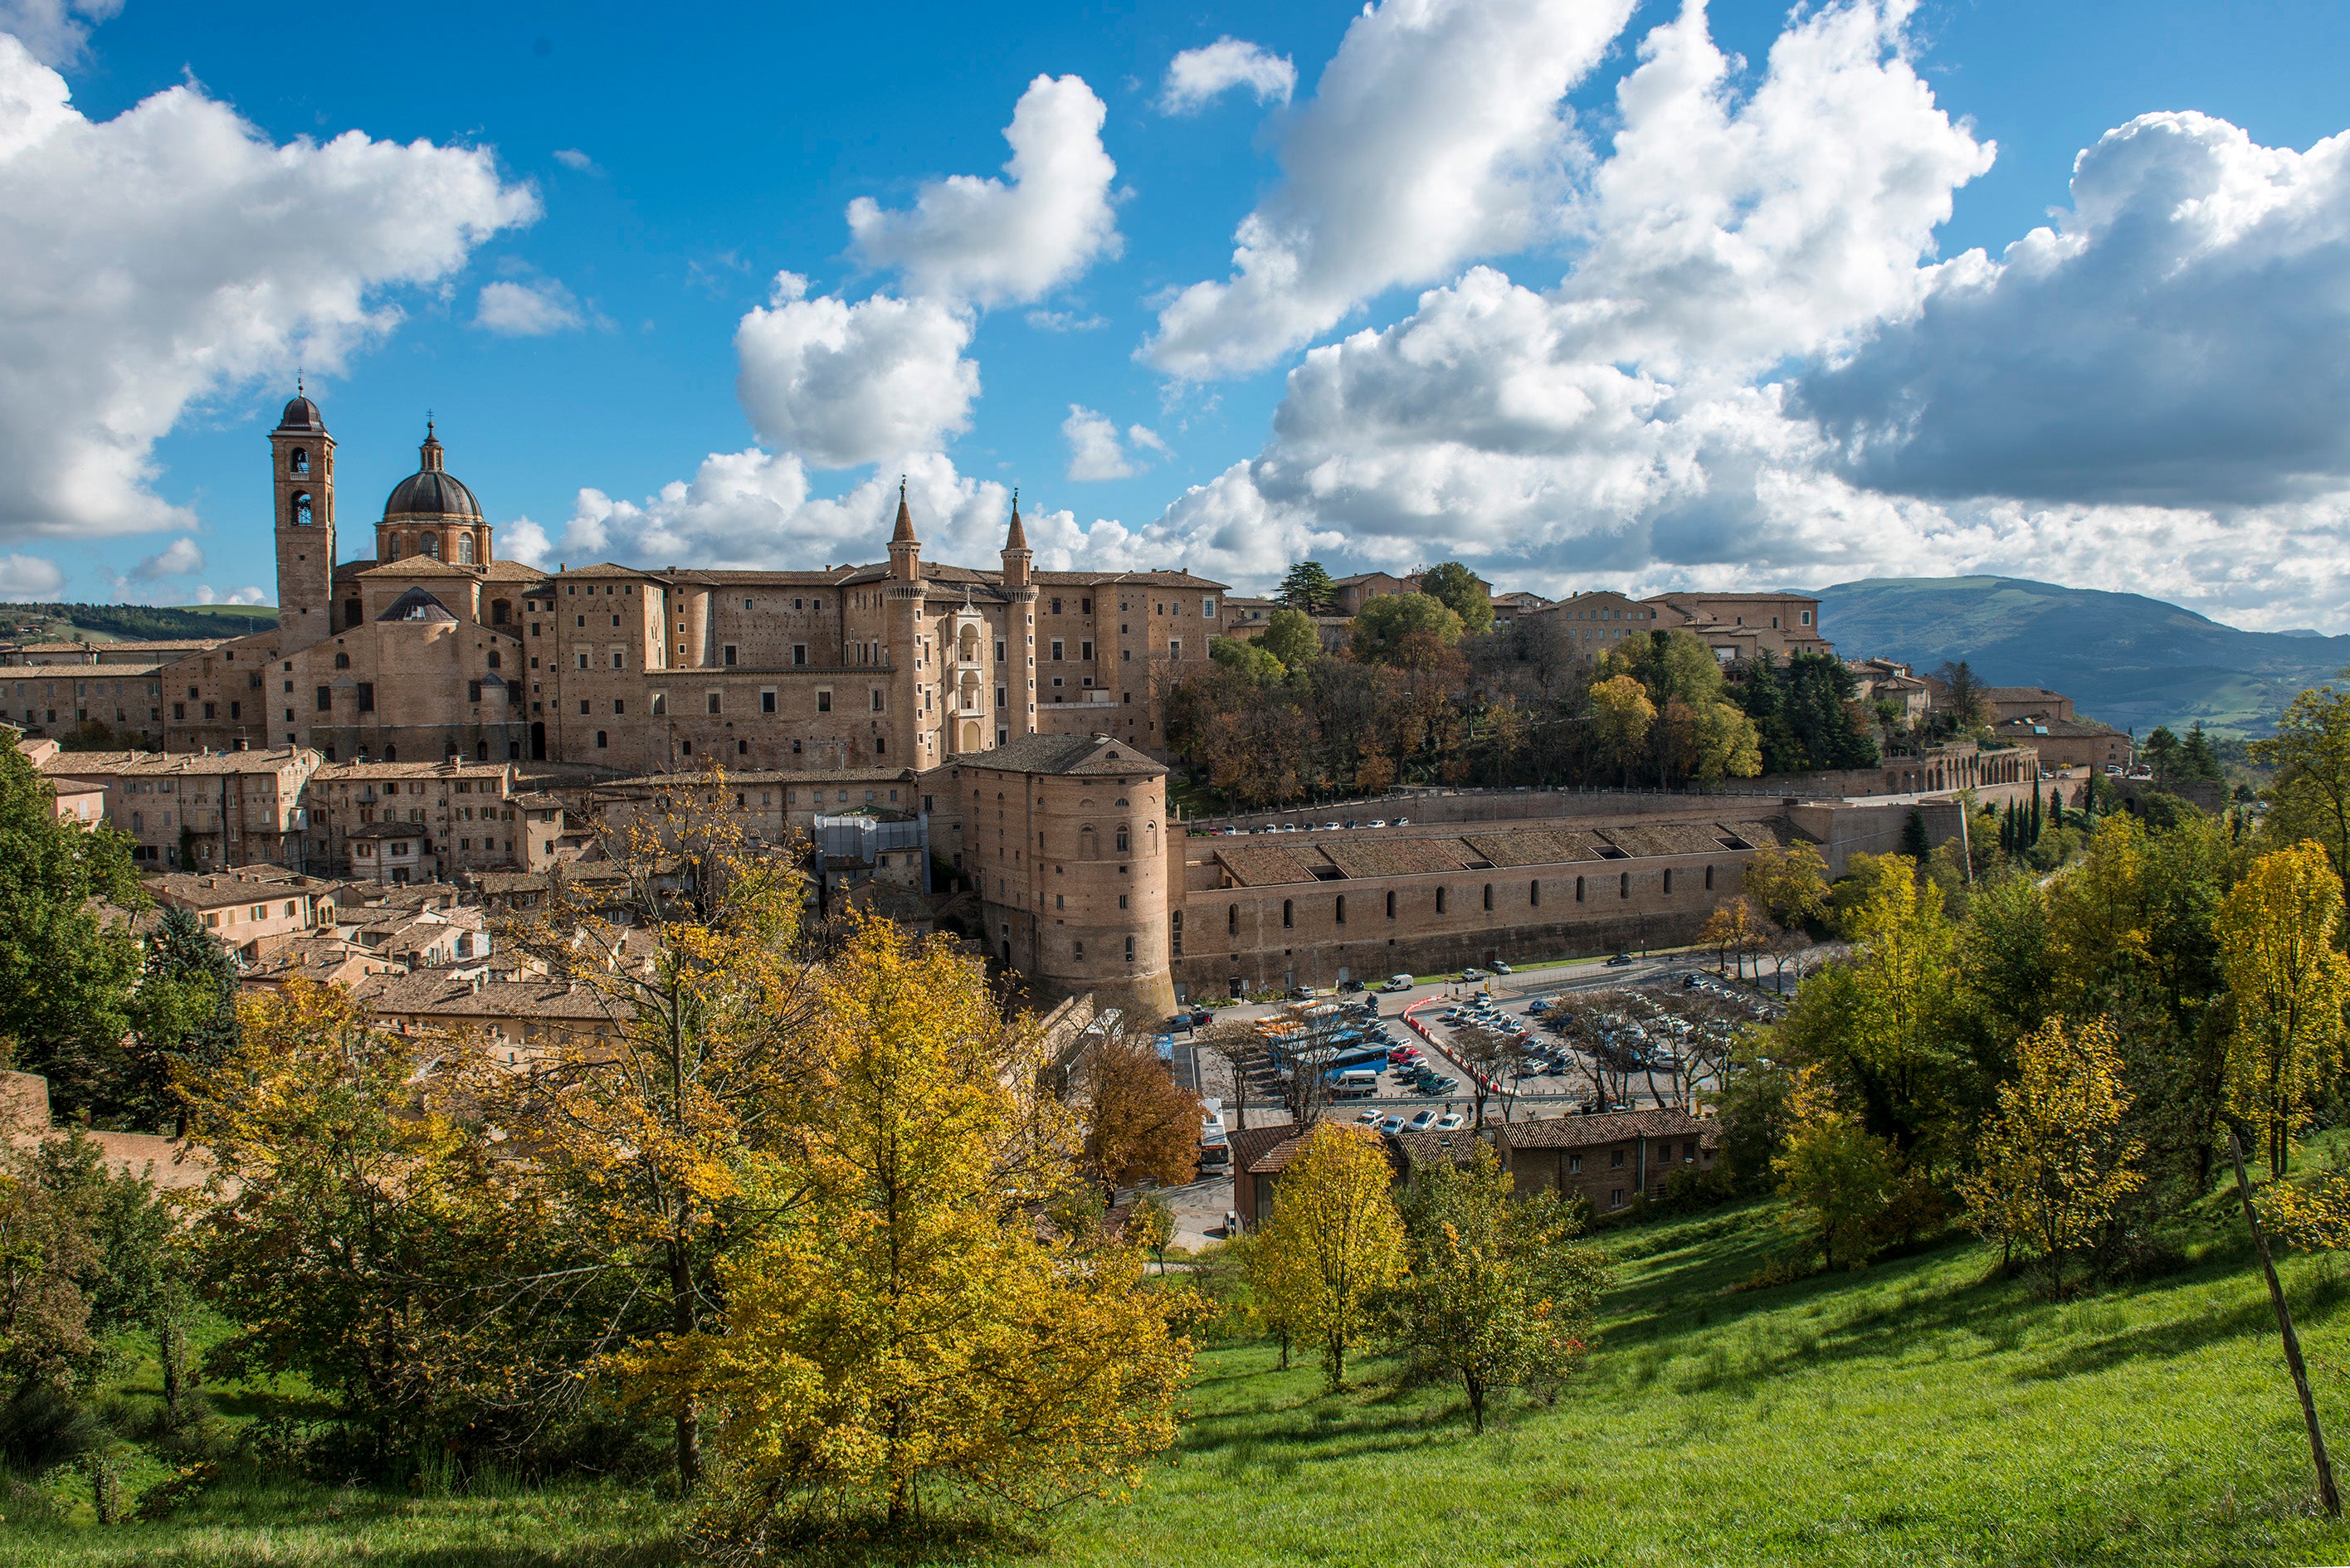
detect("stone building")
(1180, 816), (1782, 1000)
(1490, 1107), (1719, 1211)
(151, 392), (1228, 775)
(38, 746), (320, 869)
(949, 733), (1176, 1017)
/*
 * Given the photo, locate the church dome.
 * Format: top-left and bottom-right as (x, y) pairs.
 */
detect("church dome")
(275, 393), (324, 432)
(382, 422), (483, 520)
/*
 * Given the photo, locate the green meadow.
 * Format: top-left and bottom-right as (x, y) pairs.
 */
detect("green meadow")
(13, 1192), (2350, 1567)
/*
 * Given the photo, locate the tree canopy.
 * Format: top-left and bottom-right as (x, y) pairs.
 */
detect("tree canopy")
(1416, 562), (1494, 635)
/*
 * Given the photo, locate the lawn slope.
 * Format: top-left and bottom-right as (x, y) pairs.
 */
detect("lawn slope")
(11, 1196), (2350, 1566)
(1051, 1197), (2350, 1568)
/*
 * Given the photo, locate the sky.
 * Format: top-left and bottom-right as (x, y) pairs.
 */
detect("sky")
(3, 0), (2350, 631)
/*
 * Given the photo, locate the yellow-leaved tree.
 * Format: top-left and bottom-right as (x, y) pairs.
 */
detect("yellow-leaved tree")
(1771, 1064), (1899, 1270)
(1743, 838), (1831, 931)
(628, 913), (1190, 1541)
(1253, 1122), (1406, 1391)
(183, 982), (555, 1468)
(490, 766), (820, 1488)
(2217, 840), (2350, 1176)
(1959, 1016), (2143, 1293)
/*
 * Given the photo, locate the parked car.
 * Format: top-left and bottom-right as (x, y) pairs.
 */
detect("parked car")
(1285, 985), (1314, 1001)
(1382, 973), (1413, 991)
(1394, 817), (1411, 826)
(1368, 818), (1388, 828)
(1407, 1110), (1439, 1132)
(1528, 999), (1550, 1014)
(1356, 1108), (1384, 1126)
(1491, 959), (1514, 974)
(1606, 952), (1635, 967)
(1323, 821), (1343, 831)
(1377, 1115), (1409, 1134)
(1435, 1113), (1466, 1131)
(1337, 977), (1364, 993)
(1460, 967), (1488, 981)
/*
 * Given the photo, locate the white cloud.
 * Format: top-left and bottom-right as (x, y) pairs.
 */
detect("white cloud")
(1143, 0), (1633, 380)
(551, 147), (597, 173)
(499, 515), (554, 568)
(129, 535), (202, 580)
(1063, 406), (1134, 481)
(1119, 0), (2350, 631)
(558, 449), (1011, 573)
(189, 583), (264, 606)
(0, 0), (120, 68)
(734, 274), (978, 468)
(0, 550), (61, 596)
(847, 74), (1119, 308)
(1026, 308), (1107, 333)
(474, 278), (583, 336)
(1159, 38), (1297, 115)
(0, 35), (537, 543)
(1802, 110), (2350, 508)
(1132, 0), (2001, 591)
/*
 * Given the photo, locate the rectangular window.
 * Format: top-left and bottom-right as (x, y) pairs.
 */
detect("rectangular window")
(870, 689), (885, 712)
(468, 682), (482, 703)
(651, 691), (666, 715)
(357, 684), (374, 713)
(792, 645), (807, 666)
(1051, 597), (1062, 615)
(577, 652), (589, 670)
(1203, 597), (1216, 618)
(1567, 1155), (1582, 1174)
(1080, 640), (1093, 660)
(315, 685), (331, 712)
(761, 689), (777, 713)
(613, 699), (625, 715)
(817, 689), (831, 713)
(707, 691), (722, 714)
(724, 645), (738, 666)
(1051, 640), (1064, 661)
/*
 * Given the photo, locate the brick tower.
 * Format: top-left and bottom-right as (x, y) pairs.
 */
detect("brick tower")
(271, 382), (336, 645)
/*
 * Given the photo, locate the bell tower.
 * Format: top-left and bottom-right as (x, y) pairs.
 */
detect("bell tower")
(271, 382), (336, 646)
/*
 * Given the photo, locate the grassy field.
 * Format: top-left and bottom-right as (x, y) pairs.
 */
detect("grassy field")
(13, 1192), (2350, 1566)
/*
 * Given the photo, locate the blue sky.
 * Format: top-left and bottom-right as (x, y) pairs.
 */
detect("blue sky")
(6, 0), (2350, 627)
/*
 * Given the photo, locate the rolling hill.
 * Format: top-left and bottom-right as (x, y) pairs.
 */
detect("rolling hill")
(0, 601), (280, 643)
(1815, 577), (2350, 737)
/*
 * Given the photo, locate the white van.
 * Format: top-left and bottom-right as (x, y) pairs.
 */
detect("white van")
(1382, 974), (1414, 991)
(1329, 1068), (1380, 1097)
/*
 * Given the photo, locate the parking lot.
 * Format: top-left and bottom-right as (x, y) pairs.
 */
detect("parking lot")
(1183, 956), (1788, 1130)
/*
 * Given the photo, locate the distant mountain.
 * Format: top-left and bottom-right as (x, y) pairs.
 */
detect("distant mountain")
(0, 601), (280, 643)
(1813, 577), (2350, 738)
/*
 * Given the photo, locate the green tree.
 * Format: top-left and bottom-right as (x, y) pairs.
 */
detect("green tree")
(1385, 1144), (1606, 1434)
(1278, 560), (1338, 616)
(1209, 635), (1286, 685)
(0, 742), (147, 1117)
(1350, 592), (1465, 665)
(183, 982), (556, 1468)
(2143, 726), (2183, 786)
(1261, 606), (1322, 670)
(1416, 562), (1495, 636)
(1933, 660), (1988, 733)
(1130, 1194), (1177, 1273)
(127, 905), (241, 1133)
(2182, 722), (2224, 781)
(2255, 684), (2350, 911)
(1772, 1065), (1899, 1269)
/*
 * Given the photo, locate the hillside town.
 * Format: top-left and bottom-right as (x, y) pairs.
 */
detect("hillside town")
(8, 1), (2350, 1561)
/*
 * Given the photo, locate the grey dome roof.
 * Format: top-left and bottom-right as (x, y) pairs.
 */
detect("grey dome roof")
(383, 423), (482, 520)
(384, 470), (483, 520)
(275, 394), (324, 432)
